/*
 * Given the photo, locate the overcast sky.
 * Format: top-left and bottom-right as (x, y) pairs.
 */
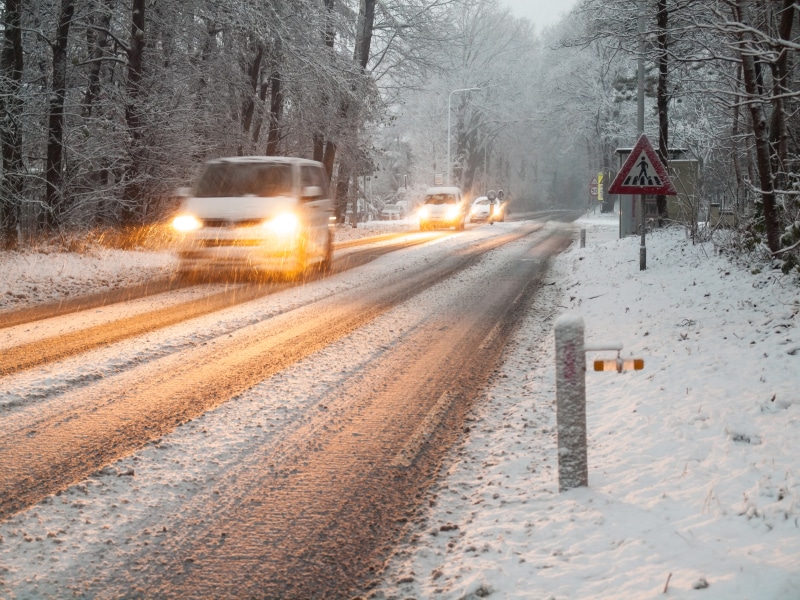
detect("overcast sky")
(500, 0), (579, 30)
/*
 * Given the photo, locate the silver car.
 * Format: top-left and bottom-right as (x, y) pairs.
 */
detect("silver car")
(172, 157), (334, 279)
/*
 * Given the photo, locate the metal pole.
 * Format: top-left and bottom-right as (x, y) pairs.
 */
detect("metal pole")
(638, 0), (647, 270)
(554, 314), (588, 491)
(447, 92), (452, 185)
(447, 87), (480, 186)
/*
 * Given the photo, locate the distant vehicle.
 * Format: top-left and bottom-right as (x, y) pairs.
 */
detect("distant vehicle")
(469, 196), (491, 222)
(492, 190), (507, 223)
(172, 156), (334, 279)
(490, 200), (506, 223)
(380, 204), (405, 220)
(417, 186), (466, 231)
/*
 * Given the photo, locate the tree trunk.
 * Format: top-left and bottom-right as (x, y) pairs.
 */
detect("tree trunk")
(45, 0), (76, 230)
(731, 64), (744, 212)
(655, 0), (669, 225)
(322, 0), (376, 187)
(767, 0), (795, 191)
(0, 0), (24, 248)
(121, 0), (146, 225)
(733, 0), (781, 253)
(265, 59), (283, 156)
(82, 0), (115, 118)
(240, 43), (264, 153)
(355, 0), (376, 70)
(314, 0), (336, 172)
(251, 68), (269, 145)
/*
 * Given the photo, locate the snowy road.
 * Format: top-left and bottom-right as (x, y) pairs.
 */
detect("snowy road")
(0, 219), (571, 598)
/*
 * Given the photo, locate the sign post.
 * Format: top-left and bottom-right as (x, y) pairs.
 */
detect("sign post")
(597, 172), (604, 205)
(608, 134), (676, 270)
(554, 314), (588, 492)
(554, 314), (645, 492)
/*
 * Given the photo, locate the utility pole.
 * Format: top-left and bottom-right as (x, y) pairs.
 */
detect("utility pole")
(637, 0), (647, 270)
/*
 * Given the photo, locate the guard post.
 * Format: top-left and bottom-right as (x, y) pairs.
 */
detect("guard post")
(554, 313), (644, 492)
(554, 314), (588, 492)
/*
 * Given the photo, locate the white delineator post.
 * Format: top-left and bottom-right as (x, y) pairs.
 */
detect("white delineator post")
(554, 313), (588, 491)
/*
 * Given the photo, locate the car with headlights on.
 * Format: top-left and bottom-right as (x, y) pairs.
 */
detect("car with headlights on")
(172, 156), (334, 279)
(469, 196), (491, 223)
(417, 186), (466, 231)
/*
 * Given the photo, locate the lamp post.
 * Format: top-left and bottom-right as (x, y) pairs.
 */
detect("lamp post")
(637, 0), (646, 270)
(447, 87), (480, 186)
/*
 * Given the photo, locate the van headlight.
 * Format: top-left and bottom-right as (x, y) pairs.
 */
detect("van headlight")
(418, 207), (429, 219)
(265, 212), (300, 235)
(173, 214), (202, 231)
(446, 206), (460, 220)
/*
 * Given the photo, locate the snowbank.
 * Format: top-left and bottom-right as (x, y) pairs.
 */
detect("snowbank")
(374, 213), (800, 599)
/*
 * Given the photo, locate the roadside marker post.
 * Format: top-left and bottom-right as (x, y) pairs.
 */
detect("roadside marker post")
(593, 358), (644, 373)
(554, 314), (644, 492)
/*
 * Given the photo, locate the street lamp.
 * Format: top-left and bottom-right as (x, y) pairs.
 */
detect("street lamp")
(447, 87), (480, 186)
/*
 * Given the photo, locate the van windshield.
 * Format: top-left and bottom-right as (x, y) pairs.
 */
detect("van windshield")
(425, 194), (456, 205)
(194, 163), (292, 198)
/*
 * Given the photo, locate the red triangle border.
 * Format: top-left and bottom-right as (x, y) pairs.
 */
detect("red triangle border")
(608, 134), (677, 195)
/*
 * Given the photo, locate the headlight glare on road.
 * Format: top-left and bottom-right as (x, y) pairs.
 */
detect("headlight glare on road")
(266, 212), (300, 235)
(173, 215), (202, 232)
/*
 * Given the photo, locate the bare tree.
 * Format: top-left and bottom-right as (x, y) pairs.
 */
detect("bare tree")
(727, 0), (784, 252)
(0, 0), (24, 247)
(44, 0), (77, 230)
(120, 0), (146, 225)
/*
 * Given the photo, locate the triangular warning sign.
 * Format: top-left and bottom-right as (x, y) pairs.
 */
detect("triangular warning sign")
(608, 134), (677, 195)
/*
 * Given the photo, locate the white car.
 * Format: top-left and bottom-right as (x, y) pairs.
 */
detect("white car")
(469, 196), (491, 222)
(470, 195), (506, 223)
(417, 186), (466, 231)
(172, 156), (334, 279)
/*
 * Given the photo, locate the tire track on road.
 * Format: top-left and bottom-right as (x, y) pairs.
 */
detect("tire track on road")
(0, 225), (547, 520)
(0, 233), (448, 376)
(90, 227), (570, 599)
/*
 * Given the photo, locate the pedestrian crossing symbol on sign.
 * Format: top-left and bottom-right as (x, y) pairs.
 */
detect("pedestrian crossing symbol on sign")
(625, 153), (661, 187)
(608, 134), (677, 196)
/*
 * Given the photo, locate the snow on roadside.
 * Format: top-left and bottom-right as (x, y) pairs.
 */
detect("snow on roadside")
(0, 221), (418, 312)
(0, 247), (178, 310)
(373, 213), (800, 600)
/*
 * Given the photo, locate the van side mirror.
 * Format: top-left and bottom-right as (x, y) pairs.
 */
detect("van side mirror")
(301, 185), (323, 199)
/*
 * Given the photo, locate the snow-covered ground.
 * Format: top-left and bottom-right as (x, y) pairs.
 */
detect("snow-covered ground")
(374, 213), (800, 599)
(1, 213), (798, 598)
(0, 221), (419, 311)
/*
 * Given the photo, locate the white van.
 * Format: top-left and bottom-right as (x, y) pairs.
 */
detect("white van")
(417, 186), (466, 231)
(172, 156), (334, 278)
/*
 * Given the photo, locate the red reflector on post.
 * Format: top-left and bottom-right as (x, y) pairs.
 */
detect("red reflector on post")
(593, 359), (644, 372)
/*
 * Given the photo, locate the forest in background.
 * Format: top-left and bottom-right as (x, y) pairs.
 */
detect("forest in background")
(0, 0), (798, 273)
